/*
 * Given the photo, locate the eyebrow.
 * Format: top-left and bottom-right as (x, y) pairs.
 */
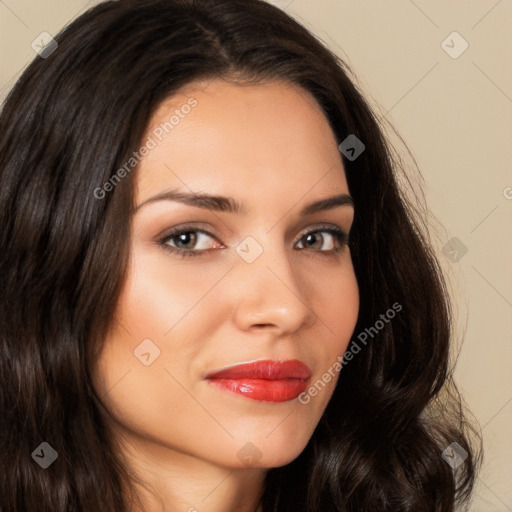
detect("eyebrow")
(134, 189), (354, 216)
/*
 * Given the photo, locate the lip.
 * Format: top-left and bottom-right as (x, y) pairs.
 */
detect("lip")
(205, 359), (311, 403)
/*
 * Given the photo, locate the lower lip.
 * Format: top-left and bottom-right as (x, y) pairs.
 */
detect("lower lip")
(208, 378), (309, 402)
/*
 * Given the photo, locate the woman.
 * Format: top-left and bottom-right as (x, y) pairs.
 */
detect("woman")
(0, 0), (482, 511)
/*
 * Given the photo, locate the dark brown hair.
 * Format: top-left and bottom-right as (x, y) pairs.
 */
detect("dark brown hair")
(0, 0), (481, 510)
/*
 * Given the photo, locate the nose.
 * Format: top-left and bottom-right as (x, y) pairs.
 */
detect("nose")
(231, 238), (315, 334)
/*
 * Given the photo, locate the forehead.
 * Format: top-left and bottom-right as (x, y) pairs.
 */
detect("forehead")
(134, 79), (348, 206)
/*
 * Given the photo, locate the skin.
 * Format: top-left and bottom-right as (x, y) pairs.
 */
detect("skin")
(92, 78), (360, 512)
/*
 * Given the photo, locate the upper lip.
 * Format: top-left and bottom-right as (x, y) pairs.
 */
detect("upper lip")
(205, 359), (311, 380)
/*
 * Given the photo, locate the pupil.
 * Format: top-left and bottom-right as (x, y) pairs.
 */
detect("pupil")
(307, 233), (318, 247)
(178, 232), (194, 248)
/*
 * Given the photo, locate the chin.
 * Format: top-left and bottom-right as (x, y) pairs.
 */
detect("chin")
(224, 432), (311, 470)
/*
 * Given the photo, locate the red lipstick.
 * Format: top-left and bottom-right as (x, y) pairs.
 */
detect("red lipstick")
(205, 359), (311, 403)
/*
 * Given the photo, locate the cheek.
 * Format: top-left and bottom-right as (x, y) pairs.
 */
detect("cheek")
(90, 248), (215, 391)
(304, 260), (359, 400)
(116, 246), (231, 341)
(90, 250), (227, 446)
(95, 246), (236, 410)
(313, 258), (359, 351)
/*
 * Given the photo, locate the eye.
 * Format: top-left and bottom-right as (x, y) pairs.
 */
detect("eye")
(159, 224), (350, 258)
(295, 226), (349, 253)
(160, 227), (221, 258)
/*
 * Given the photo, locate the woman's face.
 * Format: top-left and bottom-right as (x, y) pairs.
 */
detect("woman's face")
(92, 78), (359, 471)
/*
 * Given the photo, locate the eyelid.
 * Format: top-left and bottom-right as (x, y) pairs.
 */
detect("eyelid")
(156, 221), (215, 241)
(297, 223), (349, 240)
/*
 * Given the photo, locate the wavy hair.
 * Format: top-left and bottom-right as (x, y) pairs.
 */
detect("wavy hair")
(0, 0), (481, 510)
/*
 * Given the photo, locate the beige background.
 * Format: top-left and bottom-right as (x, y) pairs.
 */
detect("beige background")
(1, 0), (511, 510)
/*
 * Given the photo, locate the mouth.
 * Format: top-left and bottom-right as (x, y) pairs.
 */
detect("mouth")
(205, 359), (311, 403)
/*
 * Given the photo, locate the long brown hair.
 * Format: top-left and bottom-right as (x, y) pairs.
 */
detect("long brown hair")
(0, 0), (481, 510)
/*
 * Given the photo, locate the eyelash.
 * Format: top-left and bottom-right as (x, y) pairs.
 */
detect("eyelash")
(159, 224), (350, 259)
